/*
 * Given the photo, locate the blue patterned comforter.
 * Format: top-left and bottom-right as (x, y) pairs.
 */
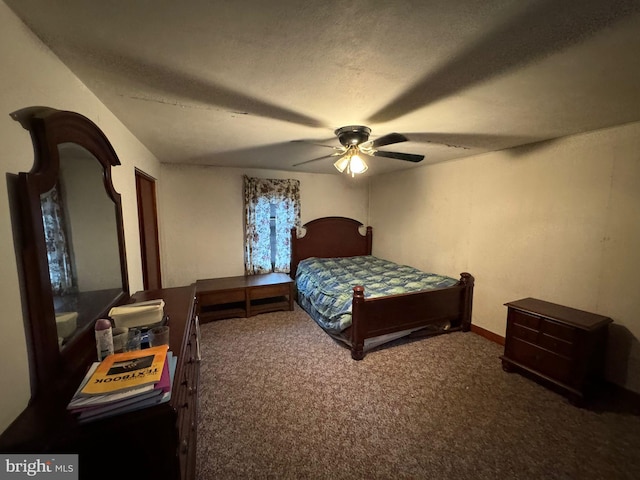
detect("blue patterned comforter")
(295, 255), (458, 334)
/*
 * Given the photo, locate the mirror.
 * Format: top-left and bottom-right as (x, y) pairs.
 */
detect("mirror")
(46, 143), (125, 349)
(13, 107), (130, 399)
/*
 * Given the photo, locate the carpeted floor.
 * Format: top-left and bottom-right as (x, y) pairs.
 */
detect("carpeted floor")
(195, 304), (640, 479)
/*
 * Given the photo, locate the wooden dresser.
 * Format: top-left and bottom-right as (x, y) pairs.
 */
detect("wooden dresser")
(130, 285), (201, 480)
(0, 285), (200, 480)
(501, 297), (611, 404)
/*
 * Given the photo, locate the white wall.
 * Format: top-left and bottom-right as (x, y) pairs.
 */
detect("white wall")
(0, 3), (161, 432)
(3, 0), (638, 439)
(369, 122), (640, 393)
(158, 164), (369, 287)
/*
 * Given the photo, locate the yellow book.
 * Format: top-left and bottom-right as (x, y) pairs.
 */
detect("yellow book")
(80, 345), (169, 396)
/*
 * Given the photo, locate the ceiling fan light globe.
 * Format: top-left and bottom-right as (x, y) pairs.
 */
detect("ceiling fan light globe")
(334, 156), (350, 173)
(349, 154), (368, 174)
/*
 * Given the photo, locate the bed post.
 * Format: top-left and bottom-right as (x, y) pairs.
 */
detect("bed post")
(365, 226), (372, 254)
(290, 226), (299, 278)
(351, 285), (366, 360)
(459, 272), (475, 331)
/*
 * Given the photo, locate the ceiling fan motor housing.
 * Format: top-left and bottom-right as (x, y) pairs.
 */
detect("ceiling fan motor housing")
(335, 125), (371, 147)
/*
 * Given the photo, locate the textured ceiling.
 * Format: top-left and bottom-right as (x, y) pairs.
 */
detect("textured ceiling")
(5, 0), (640, 176)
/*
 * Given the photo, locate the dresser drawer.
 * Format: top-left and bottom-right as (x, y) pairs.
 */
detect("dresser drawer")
(175, 322), (199, 415)
(510, 310), (541, 330)
(510, 323), (539, 344)
(179, 413), (198, 480)
(507, 337), (573, 384)
(200, 288), (245, 305)
(540, 319), (575, 342)
(538, 333), (574, 357)
(176, 351), (199, 480)
(510, 321), (574, 357)
(249, 283), (290, 300)
(177, 396), (197, 477)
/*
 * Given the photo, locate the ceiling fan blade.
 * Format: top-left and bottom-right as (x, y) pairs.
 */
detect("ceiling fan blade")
(293, 152), (341, 167)
(372, 150), (424, 163)
(290, 140), (342, 150)
(365, 133), (409, 149)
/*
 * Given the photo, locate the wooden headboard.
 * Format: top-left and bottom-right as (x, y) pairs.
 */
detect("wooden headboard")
(290, 216), (372, 277)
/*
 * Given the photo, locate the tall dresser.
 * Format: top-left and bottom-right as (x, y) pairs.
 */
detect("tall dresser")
(0, 285), (201, 480)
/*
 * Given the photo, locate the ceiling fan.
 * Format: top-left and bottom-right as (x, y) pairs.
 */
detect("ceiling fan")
(293, 125), (424, 176)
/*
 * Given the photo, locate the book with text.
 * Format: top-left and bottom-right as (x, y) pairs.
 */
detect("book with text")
(79, 344), (169, 396)
(75, 352), (177, 423)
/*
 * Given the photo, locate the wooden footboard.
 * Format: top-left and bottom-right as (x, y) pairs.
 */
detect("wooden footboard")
(350, 272), (475, 360)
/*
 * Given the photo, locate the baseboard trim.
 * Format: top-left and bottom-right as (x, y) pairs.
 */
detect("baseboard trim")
(469, 325), (640, 404)
(471, 324), (505, 346)
(602, 380), (640, 406)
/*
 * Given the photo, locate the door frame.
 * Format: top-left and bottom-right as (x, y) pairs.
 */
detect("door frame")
(135, 168), (162, 290)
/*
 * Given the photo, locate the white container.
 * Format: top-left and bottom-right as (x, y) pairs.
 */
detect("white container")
(95, 318), (114, 361)
(109, 299), (165, 329)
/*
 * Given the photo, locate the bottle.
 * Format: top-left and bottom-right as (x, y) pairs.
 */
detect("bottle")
(95, 318), (114, 361)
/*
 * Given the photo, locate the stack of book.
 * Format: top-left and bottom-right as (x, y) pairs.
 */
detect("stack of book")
(67, 345), (177, 423)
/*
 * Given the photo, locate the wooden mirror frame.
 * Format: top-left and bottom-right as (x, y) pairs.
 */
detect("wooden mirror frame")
(14, 107), (130, 400)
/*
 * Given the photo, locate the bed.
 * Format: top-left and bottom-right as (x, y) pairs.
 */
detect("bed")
(290, 216), (474, 360)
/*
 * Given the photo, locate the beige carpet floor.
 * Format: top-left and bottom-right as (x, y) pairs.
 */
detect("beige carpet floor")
(195, 304), (640, 479)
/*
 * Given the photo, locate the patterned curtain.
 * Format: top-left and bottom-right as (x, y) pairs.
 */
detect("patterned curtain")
(41, 184), (76, 295)
(243, 176), (301, 275)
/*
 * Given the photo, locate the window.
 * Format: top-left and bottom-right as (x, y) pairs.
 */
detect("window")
(243, 176), (301, 275)
(269, 203), (277, 270)
(41, 183), (77, 295)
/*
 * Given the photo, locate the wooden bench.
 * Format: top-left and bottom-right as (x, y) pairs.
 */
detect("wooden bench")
(196, 273), (294, 322)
